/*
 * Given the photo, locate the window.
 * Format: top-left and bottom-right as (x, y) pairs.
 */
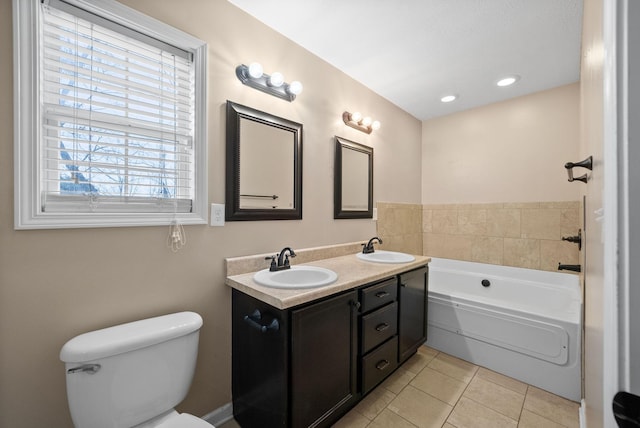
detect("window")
(13, 0), (207, 229)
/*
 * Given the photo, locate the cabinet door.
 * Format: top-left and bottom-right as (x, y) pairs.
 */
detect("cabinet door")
(291, 290), (358, 428)
(398, 266), (429, 363)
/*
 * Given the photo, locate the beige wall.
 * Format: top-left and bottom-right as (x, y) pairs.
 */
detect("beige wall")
(0, 1), (422, 426)
(422, 83), (581, 205)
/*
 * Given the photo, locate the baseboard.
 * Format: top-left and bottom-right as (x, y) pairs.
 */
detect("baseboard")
(579, 399), (587, 428)
(202, 402), (234, 426)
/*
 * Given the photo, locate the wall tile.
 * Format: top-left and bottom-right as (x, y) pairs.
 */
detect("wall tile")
(503, 238), (541, 269)
(540, 240), (579, 272)
(521, 209), (562, 240)
(422, 209), (433, 233)
(431, 209), (458, 234)
(486, 209), (521, 238)
(470, 237), (504, 265)
(458, 209), (487, 236)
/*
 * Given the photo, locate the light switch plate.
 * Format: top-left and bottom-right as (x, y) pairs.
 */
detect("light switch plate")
(211, 203), (225, 226)
(372, 207), (378, 221)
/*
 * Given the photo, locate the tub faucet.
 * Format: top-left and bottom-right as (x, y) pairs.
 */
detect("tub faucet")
(362, 237), (383, 254)
(265, 247), (297, 272)
(558, 263), (581, 273)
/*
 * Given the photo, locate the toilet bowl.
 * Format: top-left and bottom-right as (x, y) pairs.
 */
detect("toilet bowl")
(60, 312), (213, 428)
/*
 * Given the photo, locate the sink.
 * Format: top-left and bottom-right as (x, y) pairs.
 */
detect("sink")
(253, 266), (338, 289)
(356, 250), (416, 264)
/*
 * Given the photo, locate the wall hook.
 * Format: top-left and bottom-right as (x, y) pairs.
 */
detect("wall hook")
(564, 156), (592, 183)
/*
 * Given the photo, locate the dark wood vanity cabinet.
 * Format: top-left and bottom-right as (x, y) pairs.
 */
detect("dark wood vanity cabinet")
(398, 266), (429, 363)
(231, 264), (428, 428)
(232, 289), (358, 428)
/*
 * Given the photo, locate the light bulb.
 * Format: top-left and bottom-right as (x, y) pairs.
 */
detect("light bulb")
(269, 72), (284, 87)
(248, 62), (263, 79)
(371, 120), (381, 131)
(288, 80), (303, 95)
(440, 95), (457, 103)
(362, 117), (373, 127)
(350, 112), (362, 123)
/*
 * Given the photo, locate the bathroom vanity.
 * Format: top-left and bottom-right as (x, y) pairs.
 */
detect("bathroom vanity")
(226, 247), (429, 428)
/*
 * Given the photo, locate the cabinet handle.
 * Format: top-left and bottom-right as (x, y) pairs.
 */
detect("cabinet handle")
(400, 282), (407, 287)
(375, 291), (390, 298)
(351, 300), (361, 310)
(375, 323), (390, 332)
(375, 359), (390, 370)
(243, 310), (280, 333)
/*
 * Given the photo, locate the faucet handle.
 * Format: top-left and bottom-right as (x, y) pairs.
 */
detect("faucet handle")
(265, 255), (277, 271)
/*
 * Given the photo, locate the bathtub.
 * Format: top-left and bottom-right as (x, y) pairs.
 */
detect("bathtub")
(425, 257), (582, 401)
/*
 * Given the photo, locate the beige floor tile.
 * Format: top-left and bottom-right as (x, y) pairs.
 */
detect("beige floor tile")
(368, 409), (418, 428)
(381, 366), (416, 394)
(402, 348), (438, 374)
(354, 387), (396, 420)
(518, 409), (566, 428)
(443, 424), (456, 428)
(523, 386), (580, 428)
(427, 353), (478, 383)
(475, 367), (528, 395)
(463, 376), (525, 420)
(410, 366), (467, 406)
(418, 345), (439, 359)
(387, 385), (453, 428)
(447, 396), (518, 428)
(332, 409), (371, 428)
(218, 418), (241, 428)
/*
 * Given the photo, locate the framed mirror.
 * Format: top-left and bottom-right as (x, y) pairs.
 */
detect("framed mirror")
(334, 136), (373, 219)
(226, 101), (303, 221)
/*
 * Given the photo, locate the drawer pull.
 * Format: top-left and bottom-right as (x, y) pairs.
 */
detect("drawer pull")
(375, 291), (390, 298)
(375, 323), (390, 332)
(375, 359), (390, 370)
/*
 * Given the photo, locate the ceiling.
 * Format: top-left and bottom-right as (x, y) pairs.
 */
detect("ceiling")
(227, 0), (583, 121)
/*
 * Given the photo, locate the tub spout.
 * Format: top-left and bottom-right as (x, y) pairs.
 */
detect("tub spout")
(558, 263), (581, 273)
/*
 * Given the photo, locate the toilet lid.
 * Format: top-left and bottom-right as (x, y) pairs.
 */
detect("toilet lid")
(156, 413), (213, 428)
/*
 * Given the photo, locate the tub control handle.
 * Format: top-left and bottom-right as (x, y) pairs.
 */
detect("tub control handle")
(375, 360), (390, 370)
(375, 323), (390, 332)
(375, 291), (390, 298)
(68, 364), (101, 375)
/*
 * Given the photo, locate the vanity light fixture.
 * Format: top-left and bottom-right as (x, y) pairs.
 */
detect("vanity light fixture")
(236, 62), (303, 101)
(343, 111), (381, 134)
(496, 75), (520, 87)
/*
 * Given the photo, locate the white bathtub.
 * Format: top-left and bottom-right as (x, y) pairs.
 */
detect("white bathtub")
(425, 257), (582, 401)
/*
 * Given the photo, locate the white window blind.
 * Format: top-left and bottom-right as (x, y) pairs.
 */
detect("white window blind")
(40, 1), (195, 214)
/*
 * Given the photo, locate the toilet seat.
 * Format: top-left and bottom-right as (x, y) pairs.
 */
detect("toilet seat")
(156, 413), (213, 428)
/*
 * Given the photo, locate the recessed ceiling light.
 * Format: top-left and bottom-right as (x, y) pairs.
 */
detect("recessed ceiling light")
(496, 75), (520, 87)
(440, 94), (457, 103)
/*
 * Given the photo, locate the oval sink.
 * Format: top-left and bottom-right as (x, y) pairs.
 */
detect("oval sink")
(253, 266), (338, 289)
(357, 250), (416, 264)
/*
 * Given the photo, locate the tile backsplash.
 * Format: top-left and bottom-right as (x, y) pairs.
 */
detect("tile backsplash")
(377, 201), (581, 273)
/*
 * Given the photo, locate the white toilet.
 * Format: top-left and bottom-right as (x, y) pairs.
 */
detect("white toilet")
(60, 311), (213, 428)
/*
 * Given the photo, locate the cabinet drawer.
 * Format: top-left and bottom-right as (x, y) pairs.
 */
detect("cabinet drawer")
(361, 302), (398, 354)
(361, 336), (398, 393)
(360, 278), (397, 313)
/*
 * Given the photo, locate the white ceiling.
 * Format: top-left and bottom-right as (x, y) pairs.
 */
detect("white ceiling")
(228, 0), (583, 121)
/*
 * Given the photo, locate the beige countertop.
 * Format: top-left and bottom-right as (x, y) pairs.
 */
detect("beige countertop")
(225, 253), (431, 310)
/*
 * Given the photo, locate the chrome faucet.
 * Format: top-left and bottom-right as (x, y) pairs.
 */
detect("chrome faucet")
(362, 237), (383, 254)
(265, 247), (297, 272)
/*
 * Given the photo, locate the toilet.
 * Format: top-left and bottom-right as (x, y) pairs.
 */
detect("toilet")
(60, 311), (213, 428)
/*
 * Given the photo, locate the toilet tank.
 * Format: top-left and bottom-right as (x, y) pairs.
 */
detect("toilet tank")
(60, 312), (203, 428)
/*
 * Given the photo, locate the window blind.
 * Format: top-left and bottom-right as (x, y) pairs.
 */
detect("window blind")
(40, 1), (195, 213)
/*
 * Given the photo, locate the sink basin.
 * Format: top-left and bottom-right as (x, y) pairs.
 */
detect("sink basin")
(253, 266), (338, 289)
(356, 250), (416, 264)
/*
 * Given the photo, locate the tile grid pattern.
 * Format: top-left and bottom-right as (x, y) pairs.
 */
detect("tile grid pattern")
(334, 346), (580, 428)
(421, 201), (581, 272)
(220, 346), (580, 428)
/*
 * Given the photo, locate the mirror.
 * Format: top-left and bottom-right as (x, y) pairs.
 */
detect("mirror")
(226, 101), (303, 220)
(334, 136), (373, 219)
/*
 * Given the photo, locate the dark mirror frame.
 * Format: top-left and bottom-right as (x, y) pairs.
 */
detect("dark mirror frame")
(225, 101), (303, 221)
(334, 136), (373, 219)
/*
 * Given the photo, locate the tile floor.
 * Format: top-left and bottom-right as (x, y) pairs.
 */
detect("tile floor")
(220, 346), (580, 428)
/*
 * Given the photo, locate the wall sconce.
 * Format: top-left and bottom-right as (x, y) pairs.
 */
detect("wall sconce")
(236, 62), (303, 102)
(342, 111), (381, 134)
